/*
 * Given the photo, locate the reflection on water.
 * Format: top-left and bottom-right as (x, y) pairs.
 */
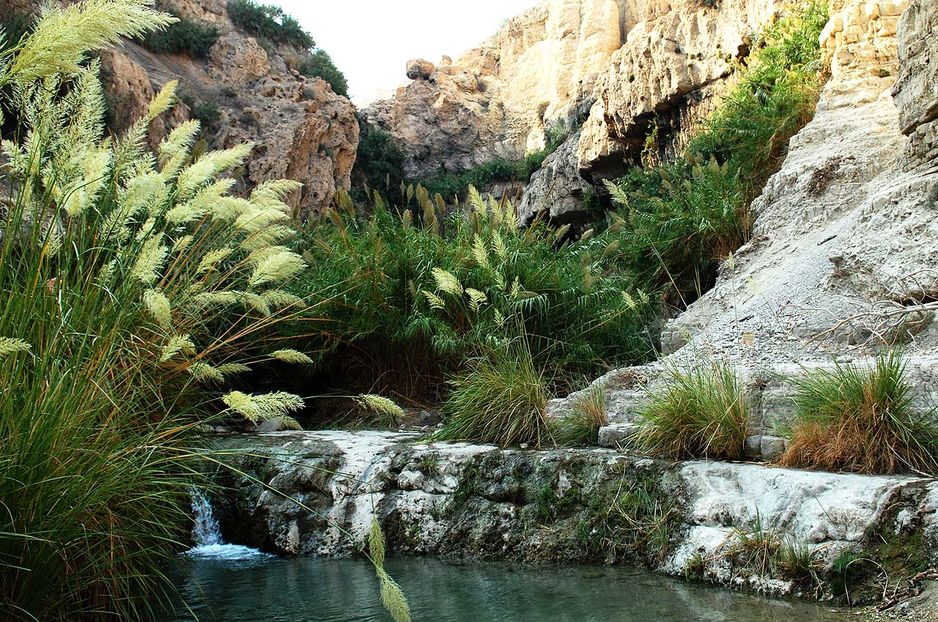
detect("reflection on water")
(175, 556), (853, 622)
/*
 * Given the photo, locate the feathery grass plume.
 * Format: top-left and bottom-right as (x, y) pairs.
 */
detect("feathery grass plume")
(222, 390), (305, 424)
(216, 362), (251, 375)
(175, 143), (253, 197)
(422, 290), (445, 310)
(131, 234), (169, 285)
(634, 361), (748, 460)
(271, 349), (314, 365)
(147, 79), (177, 120)
(5, 0), (175, 84)
(359, 394), (406, 421)
(211, 195), (253, 220)
(143, 289), (172, 328)
(465, 288), (487, 312)
(187, 361), (225, 383)
(157, 119), (199, 175)
(368, 518), (412, 622)
(61, 147), (111, 216)
(471, 235), (489, 269)
(240, 292), (271, 315)
(250, 178), (302, 208)
(160, 334), (195, 362)
(0, 337), (31, 358)
(492, 230), (507, 259)
(431, 267), (462, 296)
(197, 247), (234, 274)
(778, 351), (938, 474)
(248, 249), (305, 287)
(262, 289), (304, 309)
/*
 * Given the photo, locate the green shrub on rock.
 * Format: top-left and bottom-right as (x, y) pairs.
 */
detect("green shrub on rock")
(227, 0), (314, 49)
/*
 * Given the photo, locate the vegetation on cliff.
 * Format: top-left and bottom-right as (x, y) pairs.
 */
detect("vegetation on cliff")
(606, 0), (829, 306)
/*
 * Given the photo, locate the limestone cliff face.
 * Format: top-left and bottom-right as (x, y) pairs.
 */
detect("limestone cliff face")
(368, 0), (786, 223)
(659, 0), (938, 361)
(25, 0), (360, 219)
(364, 0), (631, 179)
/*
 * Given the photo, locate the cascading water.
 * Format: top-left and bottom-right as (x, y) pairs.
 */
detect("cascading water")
(186, 488), (268, 561)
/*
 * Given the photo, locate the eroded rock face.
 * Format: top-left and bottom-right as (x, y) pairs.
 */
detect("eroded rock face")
(81, 0), (359, 219)
(578, 0), (781, 179)
(656, 0), (938, 359)
(893, 0), (938, 170)
(518, 131), (593, 224)
(365, 0), (630, 178)
(212, 430), (938, 595)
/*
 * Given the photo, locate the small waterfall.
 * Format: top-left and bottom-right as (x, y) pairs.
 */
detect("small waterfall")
(191, 488), (222, 546)
(186, 488), (268, 561)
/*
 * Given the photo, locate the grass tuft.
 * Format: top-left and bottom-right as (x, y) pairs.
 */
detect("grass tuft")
(552, 385), (607, 446)
(634, 361), (749, 460)
(778, 351), (938, 475)
(434, 340), (550, 448)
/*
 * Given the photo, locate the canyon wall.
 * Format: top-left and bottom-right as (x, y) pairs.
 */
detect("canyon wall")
(10, 0), (360, 219)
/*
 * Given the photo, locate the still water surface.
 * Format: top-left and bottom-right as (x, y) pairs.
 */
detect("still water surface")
(175, 553), (854, 622)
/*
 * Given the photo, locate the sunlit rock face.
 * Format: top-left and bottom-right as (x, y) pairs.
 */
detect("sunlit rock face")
(18, 0), (360, 220)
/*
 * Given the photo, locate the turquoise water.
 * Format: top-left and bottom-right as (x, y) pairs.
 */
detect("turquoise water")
(175, 553), (853, 622)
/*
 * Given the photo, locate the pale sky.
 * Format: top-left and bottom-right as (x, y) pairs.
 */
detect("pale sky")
(272, 1), (540, 105)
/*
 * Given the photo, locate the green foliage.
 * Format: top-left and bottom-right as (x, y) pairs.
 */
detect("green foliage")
(289, 187), (655, 413)
(779, 351), (938, 474)
(298, 49), (349, 97)
(227, 0), (314, 49)
(353, 125), (405, 200)
(136, 11), (219, 58)
(552, 385), (607, 446)
(606, 1), (828, 305)
(435, 339), (550, 447)
(634, 361), (749, 460)
(180, 91), (220, 128)
(0, 2), (312, 616)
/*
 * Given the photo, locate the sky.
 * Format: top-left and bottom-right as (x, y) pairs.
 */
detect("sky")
(272, 1), (540, 105)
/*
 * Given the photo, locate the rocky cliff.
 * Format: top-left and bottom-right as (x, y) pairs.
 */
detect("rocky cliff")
(11, 0), (360, 219)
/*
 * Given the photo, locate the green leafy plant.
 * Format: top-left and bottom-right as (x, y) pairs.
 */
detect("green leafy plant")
(605, 1), (829, 306)
(136, 11), (219, 58)
(297, 49), (349, 97)
(778, 351), (938, 474)
(288, 186), (655, 412)
(227, 0), (314, 49)
(634, 361), (749, 460)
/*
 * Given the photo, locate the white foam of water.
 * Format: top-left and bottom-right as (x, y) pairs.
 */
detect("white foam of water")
(187, 488), (270, 561)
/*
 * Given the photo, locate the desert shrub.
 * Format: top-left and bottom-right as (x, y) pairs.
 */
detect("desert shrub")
(0, 1), (320, 616)
(605, 1), (828, 306)
(634, 362), (749, 460)
(552, 386), (608, 446)
(288, 186), (655, 410)
(298, 48), (349, 97)
(227, 0), (313, 49)
(137, 12), (219, 58)
(434, 339), (550, 447)
(778, 351), (938, 474)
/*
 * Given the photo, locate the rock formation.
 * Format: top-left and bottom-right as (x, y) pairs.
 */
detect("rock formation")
(364, 0), (630, 179)
(213, 430), (938, 596)
(23, 0), (360, 219)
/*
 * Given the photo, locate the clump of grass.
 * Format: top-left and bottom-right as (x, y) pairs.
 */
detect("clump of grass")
(434, 340), (550, 447)
(552, 386), (607, 446)
(634, 362), (749, 460)
(778, 351), (938, 474)
(726, 514), (781, 577)
(777, 539), (822, 588)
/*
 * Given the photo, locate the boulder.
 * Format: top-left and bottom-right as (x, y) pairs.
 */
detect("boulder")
(406, 58), (436, 80)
